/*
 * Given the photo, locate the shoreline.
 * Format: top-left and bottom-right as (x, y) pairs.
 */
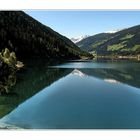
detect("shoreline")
(0, 122), (22, 129)
(94, 55), (140, 61)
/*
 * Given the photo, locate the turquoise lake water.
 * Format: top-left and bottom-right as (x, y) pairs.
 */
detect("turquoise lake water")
(0, 60), (140, 129)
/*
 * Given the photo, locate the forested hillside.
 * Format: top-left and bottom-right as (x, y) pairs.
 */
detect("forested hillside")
(0, 11), (91, 94)
(0, 11), (90, 59)
(77, 33), (112, 52)
(77, 25), (140, 56)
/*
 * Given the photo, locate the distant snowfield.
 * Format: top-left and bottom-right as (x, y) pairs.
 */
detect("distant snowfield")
(71, 28), (128, 44)
(71, 35), (90, 43)
(105, 28), (127, 33)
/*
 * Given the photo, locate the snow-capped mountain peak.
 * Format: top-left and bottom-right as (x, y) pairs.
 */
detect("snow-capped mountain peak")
(71, 35), (90, 43)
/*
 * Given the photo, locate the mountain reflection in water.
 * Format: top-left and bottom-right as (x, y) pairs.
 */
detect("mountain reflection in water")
(0, 61), (140, 129)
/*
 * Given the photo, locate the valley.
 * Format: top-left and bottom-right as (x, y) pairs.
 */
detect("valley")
(0, 11), (140, 129)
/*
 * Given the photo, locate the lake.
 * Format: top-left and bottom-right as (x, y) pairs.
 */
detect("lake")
(0, 60), (140, 129)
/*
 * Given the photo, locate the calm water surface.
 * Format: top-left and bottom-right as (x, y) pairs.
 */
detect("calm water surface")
(0, 60), (140, 129)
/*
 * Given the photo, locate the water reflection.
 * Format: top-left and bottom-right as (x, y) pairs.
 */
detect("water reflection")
(80, 67), (140, 88)
(0, 59), (71, 118)
(0, 66), (140, 129)
(104, 79), (120, 84)
(52, 60), (140, 88)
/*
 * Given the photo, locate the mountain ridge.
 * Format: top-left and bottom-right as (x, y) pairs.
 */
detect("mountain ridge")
(76, 24), (140, 56)
(0, 11), (90, 60)
(71, 35), (90, 43)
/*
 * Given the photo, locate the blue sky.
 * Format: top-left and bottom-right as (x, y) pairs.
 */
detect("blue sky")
(25, 11), (140, 38)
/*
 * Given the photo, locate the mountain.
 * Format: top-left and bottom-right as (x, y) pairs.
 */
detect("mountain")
(0, 11), (91, 94)
(0, 11), (90, 60)
(76, 33), (112, 52)
(71, 35), (89, 44)
(77, 25), (140, 56)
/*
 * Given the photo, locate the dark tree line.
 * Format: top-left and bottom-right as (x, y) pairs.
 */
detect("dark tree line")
(0, 11), (90, 60)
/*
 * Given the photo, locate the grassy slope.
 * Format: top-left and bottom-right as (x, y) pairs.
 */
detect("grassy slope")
(77, 25), (140, 56)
